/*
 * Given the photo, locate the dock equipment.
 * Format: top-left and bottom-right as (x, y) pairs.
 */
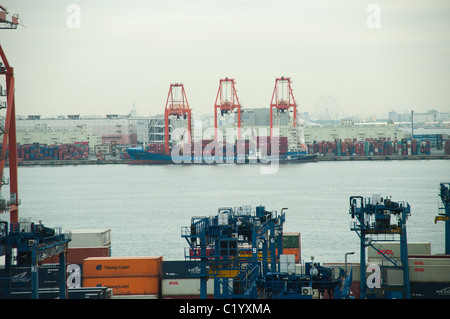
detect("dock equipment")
(0, 220), (71, 299)
(182, 206), (348, 299)
(350, 195), (411, 299)
(0, 44), (19, 226)
(1, 20), (71, 299)
(164, 83), (192, 154)
(214, 78), (242, 140)
(436, 183), (450, 254)
(270, 77), (297, 139)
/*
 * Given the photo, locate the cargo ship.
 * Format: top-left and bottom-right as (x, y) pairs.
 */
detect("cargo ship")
(126, 136), (318, 165)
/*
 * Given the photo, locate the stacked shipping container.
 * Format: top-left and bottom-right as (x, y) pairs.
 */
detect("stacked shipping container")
(307, 137), (442, 157)
(161, 260), (214, 299)
(282, 232), (301, 263)
(8, 142), (90, 162)
(82, 256), (163, 297)
(42, 229), (112, 290)
(165, 137), (289, 156)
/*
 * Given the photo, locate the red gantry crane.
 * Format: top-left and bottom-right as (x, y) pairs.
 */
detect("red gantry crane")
(270, 77), (297, 139)
(164, 83), (192, 154)
(214, 77), (242, 140)
(0, 5), (19, 229)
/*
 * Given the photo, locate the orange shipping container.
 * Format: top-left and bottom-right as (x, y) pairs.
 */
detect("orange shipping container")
(83, 256), (163, 278)
(83, 276), (160, 295)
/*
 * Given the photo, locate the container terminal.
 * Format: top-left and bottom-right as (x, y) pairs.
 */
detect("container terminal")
(1, 188), (450, 299)
(1, 9), (450, 301)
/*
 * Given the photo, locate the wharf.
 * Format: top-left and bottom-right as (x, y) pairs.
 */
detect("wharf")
(17, 159), (131, 166)
(12, 154), (450, 166)
(317, 154), (450, 161)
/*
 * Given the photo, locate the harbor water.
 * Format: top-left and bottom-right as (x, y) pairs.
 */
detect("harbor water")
(1, 159), (449, 265)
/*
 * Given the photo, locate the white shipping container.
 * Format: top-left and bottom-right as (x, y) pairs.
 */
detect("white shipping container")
(409, 257), (450, 266)
(69, 229), (111, 248)
(280, 254), (296, 273)
(368, 242), (431, 260)
(409, 265), (450, 283)
(162, 278), (214, 298)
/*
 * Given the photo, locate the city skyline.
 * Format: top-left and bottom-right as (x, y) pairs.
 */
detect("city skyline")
(1, 1), (449, 118)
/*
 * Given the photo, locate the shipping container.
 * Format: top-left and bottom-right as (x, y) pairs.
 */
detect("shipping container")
(161, 278), (214, 299)
(162, 260), (202, 279)
(409, 256), (450, 266)
(161, 260), (213, 299)
(279, 254), (296, 273)
(69, 229), (111, 248)
(282, 247), (300, 263)
(83, 256), (163, 278)
(409, 265), (450, 283)
(83, 276), (160, 295)
(368, 242), (431, 260)
(0, 265), (61, 290)
(282, 232), (300, 248)
(42, 246), (111, 265)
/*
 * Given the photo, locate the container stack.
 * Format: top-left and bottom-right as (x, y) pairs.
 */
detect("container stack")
(82, 256), (163, 297)
(307, 137), (441, 157)
(409, 255), (450, 298)
(146, 143), (165, 154)
(161, 260), (214, 299)
(270, 137), (288, 155)
(12, 142), (90, 162)
(42, 229), (111, 266)
(282, 232), (301, 263)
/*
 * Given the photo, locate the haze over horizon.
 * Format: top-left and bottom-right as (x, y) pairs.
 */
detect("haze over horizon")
(1, 1), (449, 118)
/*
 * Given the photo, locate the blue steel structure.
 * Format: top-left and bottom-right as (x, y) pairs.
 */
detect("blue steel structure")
(349, 195), (411, 299)
(436, 183), (450, 254)
(182, 205), (349, 299)
(0, 221), (71, 299)
(182, 206), (284, 299)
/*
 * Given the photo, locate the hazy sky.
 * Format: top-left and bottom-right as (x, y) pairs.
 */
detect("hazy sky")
(1, 0), (449, 118)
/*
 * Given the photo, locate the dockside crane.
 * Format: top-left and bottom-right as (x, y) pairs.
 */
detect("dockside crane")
(270, 77), (297, 139)
(436, 183), (450, 254)
(0, 5), (20, 228)
(164, 83), (192, 154)
(214, 77), (242, 140)
(349, 195), (411, 299)
(0, 8), (71, 299)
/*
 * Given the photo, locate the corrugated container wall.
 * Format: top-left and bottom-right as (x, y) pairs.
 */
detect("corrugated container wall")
(69, 229), (111, 248)
(368, 242), (431, 261)
(82, 256), (162, 278)
(161, 260), (214, 299)
(82, 256), (163, 296)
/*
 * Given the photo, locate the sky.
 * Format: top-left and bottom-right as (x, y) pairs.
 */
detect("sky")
(0, 0), (449, 118)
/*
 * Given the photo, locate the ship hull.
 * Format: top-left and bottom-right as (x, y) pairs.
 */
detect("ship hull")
(126, 147), (317, 165)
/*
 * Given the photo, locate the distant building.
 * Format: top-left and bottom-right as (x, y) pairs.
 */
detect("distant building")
(389, 110), (444, 124)
(16, 114), (138, 147)
(17, 123), (102, 152)
(303, 120), (405, 143)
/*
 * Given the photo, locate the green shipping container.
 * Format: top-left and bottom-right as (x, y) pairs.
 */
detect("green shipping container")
(282, 233), (300, 248)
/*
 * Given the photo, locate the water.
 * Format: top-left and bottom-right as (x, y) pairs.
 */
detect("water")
(1, 159), (449, 265)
